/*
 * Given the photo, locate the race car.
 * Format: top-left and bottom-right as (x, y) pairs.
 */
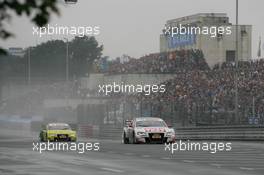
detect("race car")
(39, 123), (77, 142)
(123, 117), (175, 144)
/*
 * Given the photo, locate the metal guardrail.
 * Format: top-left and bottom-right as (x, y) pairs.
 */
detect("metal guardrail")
(176, 125), (264, 129)
(98, 126), (122, 139)
(175, 126), (264, 140)
(95, 125), (264, 141)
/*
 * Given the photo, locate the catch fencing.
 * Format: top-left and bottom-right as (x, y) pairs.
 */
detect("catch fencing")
(80, 124), (264, 141)
(175, 125), (264, 140)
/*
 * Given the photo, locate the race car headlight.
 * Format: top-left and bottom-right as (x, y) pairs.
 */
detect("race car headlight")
(137, 131), (147, 136)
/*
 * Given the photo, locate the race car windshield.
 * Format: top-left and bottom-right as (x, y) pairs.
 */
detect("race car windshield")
(136, 120), (167, 127)
(48, 125), (71, 130)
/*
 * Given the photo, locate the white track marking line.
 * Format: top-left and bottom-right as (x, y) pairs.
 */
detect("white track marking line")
(124, 153), (133, 155)
(183, 160), (195, 163)
(161, 157), (171, 160)
(239, 167), (254, 171)
(101, 167), (124, 173)
(142, 155), (150, 158)
(107, 151), (116, 154)
(210, 163), (222, 168)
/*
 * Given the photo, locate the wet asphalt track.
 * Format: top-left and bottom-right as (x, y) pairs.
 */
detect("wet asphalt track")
(0, 129), (263, 175)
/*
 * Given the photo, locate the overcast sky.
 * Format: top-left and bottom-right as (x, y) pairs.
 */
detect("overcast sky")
(1, 0), (263, 59)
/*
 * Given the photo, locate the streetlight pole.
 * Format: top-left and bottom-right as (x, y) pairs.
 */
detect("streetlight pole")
(252, 96), (255, 118)
(28, 47), (31, 85)
(27, 47), (32, 116)
(64, 38), (69, 82)
(235, 0), (239, 124)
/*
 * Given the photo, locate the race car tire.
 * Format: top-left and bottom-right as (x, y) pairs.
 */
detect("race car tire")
(44, 134), (48, 142)
(132, 132), (137, 144)
(123, 132), (129, 144)
(40, 133), (46, 142)
(40, 135), (44, 142)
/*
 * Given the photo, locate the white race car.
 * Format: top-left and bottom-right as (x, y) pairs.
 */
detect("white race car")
(123, 117), (175, 144)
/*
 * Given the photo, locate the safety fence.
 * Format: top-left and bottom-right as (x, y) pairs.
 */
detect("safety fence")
(78, 124), (264, 141)
(101, 100), (264, 127)
(175, 125), (264, 140)
(78, 124), (99, 138)
(78, 124), (121, 140)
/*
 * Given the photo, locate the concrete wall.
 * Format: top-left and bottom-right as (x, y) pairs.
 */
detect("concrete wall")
(80, 73), (176, 90)
(43, 98), (108, 108)
(1, 74), (176, 110)
(79, 74), (104, 90)
(39, 74), (176, 109)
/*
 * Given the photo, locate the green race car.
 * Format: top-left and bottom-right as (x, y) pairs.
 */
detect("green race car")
(39, 123), (77, 142)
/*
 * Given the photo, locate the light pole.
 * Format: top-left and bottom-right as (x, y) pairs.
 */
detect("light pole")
(252, 96), (255, 118)
(27, 47), (31, 85)
(234, 0), (239, 124)
(27, 47), (32, 116)
(64, 38), (69, 82)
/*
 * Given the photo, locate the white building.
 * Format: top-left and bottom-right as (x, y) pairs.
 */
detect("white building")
(160, 13), (252, 67)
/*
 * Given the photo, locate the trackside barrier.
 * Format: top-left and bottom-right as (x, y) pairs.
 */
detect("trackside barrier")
(78, 124), (100, 139)
(78, 124), (93, 138)
(98, 125), (122, 140)
(95, 125), (264, 140)
(175, 125), (264, 140)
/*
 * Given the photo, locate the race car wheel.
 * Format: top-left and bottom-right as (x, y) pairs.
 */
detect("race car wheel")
(40, 135), (44, 142)
(44, 133), (48, 142)
(132, 132), (137, 144)
(123, 132), (129, 144)
(40, 133), (47, 142)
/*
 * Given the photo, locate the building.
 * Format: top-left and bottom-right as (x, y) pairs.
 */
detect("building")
(160, 13), (252, 67)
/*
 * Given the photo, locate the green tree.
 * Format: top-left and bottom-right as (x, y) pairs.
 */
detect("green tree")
(69, 36), (103, 77)
(0, 54), (25, 77)
(0, 0), (60, 101)
(29, 40), (66, 78)
(24, 36), (103, 79)
(0, 0), (60, 53)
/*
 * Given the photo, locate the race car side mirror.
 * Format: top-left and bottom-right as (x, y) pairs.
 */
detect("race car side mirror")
(167, 124), (172, 128)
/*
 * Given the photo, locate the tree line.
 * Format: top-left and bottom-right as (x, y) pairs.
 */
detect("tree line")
(0, 36), (103, 81)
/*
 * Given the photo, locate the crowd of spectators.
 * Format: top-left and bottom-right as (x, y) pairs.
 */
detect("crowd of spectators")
(93, 48), (264, 124)
(96, 49), (209, 74)
(127, 59), (264, 125)
(96, 49), (264, 125)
